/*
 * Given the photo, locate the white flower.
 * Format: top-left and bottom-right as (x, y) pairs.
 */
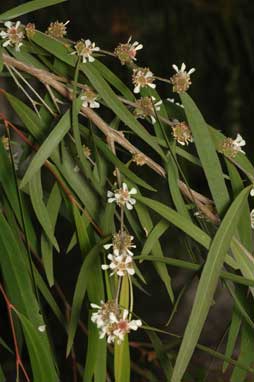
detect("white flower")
(91, 304), (142, 344)
(110, 309), (142, 343)
(251, 209), (254, 229)
(170, 63), (195, 93)
(103, 231), (136, 256)
(107, 183), (137, 210)
(102, 253), (135, 277)
(0, 21), (24, 51)
(132, 67), (156, 94)
(71, 39), (100, 63)
(232, 133), (246, 154)
(250, 188), (254, 197)
(166, 97), (184, 108)
(171, 119), (193, 146)
(114, 36), (143, 65)
(81, 86), (100, 108)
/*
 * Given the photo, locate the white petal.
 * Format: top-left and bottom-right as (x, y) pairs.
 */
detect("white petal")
(188, 68), (196, 74)
(180, 63), (186, 72)
(172, 64), (179, 72)
(250, 188), (254, 197)
(91, 101), (100, 108)
(107, 198), (116, 203)
(129, 187), (137, 195)
(148, 83), (156, 89)
(91, 303), (101, 309)
(85, 39), (91, 46)
(126, 202), (133, 210)
(127, 268), (135, 276)
(134, 85), (140, 93)
(2, 40), (10, 47)
(101, 264), (109, 270)
(89, 56), (95, 62)
(104, 243), (113, 250)
(123, 309), (129, 320)
(4, 21), (13, 28)
(122, 182), (128, 191)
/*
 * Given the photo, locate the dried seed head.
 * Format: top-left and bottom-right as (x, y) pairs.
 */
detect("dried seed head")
(114, 36), (143, 65)
(25, 23), (36, 39)
(171, 120), (193, 146)
(46, 20), (69, 38)
(218, 134), (246, 158)
(170, 63), (195, 93)
(82, 145), (91, 158)
(132, 67), (156, 94)
(132, 152), (147, 166)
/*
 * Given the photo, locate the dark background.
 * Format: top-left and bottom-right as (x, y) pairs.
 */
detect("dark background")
(2, 0), (254, 156)
(1, 1), (254, 381)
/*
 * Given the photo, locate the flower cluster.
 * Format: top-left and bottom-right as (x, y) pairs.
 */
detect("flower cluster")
(170, 63), (195, 93)
(114, 36), (143, 65)
(132, 67), (156, 94)
(71, 39), (99, 63)
(0, 21), (24, 51)
(91, 301), (142, 344)
(171, 120), (193, 146)
(81, 86), (100, 108)
(134, 96), (162, 124)
(102, 230), (136, 277)
(107, 182), (137, 210)
(46, 20), (69, 38)
(218, 134), (246, 158)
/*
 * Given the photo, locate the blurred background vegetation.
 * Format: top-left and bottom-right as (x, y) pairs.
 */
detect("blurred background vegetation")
(1, 1), (254, 380)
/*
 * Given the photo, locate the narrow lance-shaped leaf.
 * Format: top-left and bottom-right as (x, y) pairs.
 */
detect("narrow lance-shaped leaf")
(180, 92), (230, 216)
(29, 170), (59, 251)
(171, 185), (251, 382)
(66, 238), (108, 357)
(20, 109), (72, 188)
(0, 0), (66, 20)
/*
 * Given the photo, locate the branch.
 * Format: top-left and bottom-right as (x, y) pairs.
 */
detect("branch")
(2, 53), (220, 224)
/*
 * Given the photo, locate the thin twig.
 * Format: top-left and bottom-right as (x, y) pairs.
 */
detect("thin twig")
(0, 284), (30, 382)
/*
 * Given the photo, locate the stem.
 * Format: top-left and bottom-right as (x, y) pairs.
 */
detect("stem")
(0, 285), (30, 382)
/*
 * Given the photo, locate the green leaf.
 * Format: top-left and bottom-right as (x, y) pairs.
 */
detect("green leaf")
(136, 195), (211, 249)
(180, 93), (230, 215)
(114, 276), (130, 382)
(29, 170), (59, 251)
(171, 186), (251, 382)
(231, 322), (254, 381)
(83, 314), (100, 382)
(135, 202), (174, 302)
(141, 220), (169, 256)
(0, 0), (66, 20)
(41, 182), (62, 286)
(95, 137), (156, 192)
(146, 331), (172, 381)
(223, 309), (241, 372)
(66, 238), (107, 356)
(0, 213), (58, 380)
(15, 310), (58, 382)
(20, 109), (72, 188)
(4, 91), (43, 140)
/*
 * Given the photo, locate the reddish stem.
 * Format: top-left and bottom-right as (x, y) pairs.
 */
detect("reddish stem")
(0, 284), (30, 381)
